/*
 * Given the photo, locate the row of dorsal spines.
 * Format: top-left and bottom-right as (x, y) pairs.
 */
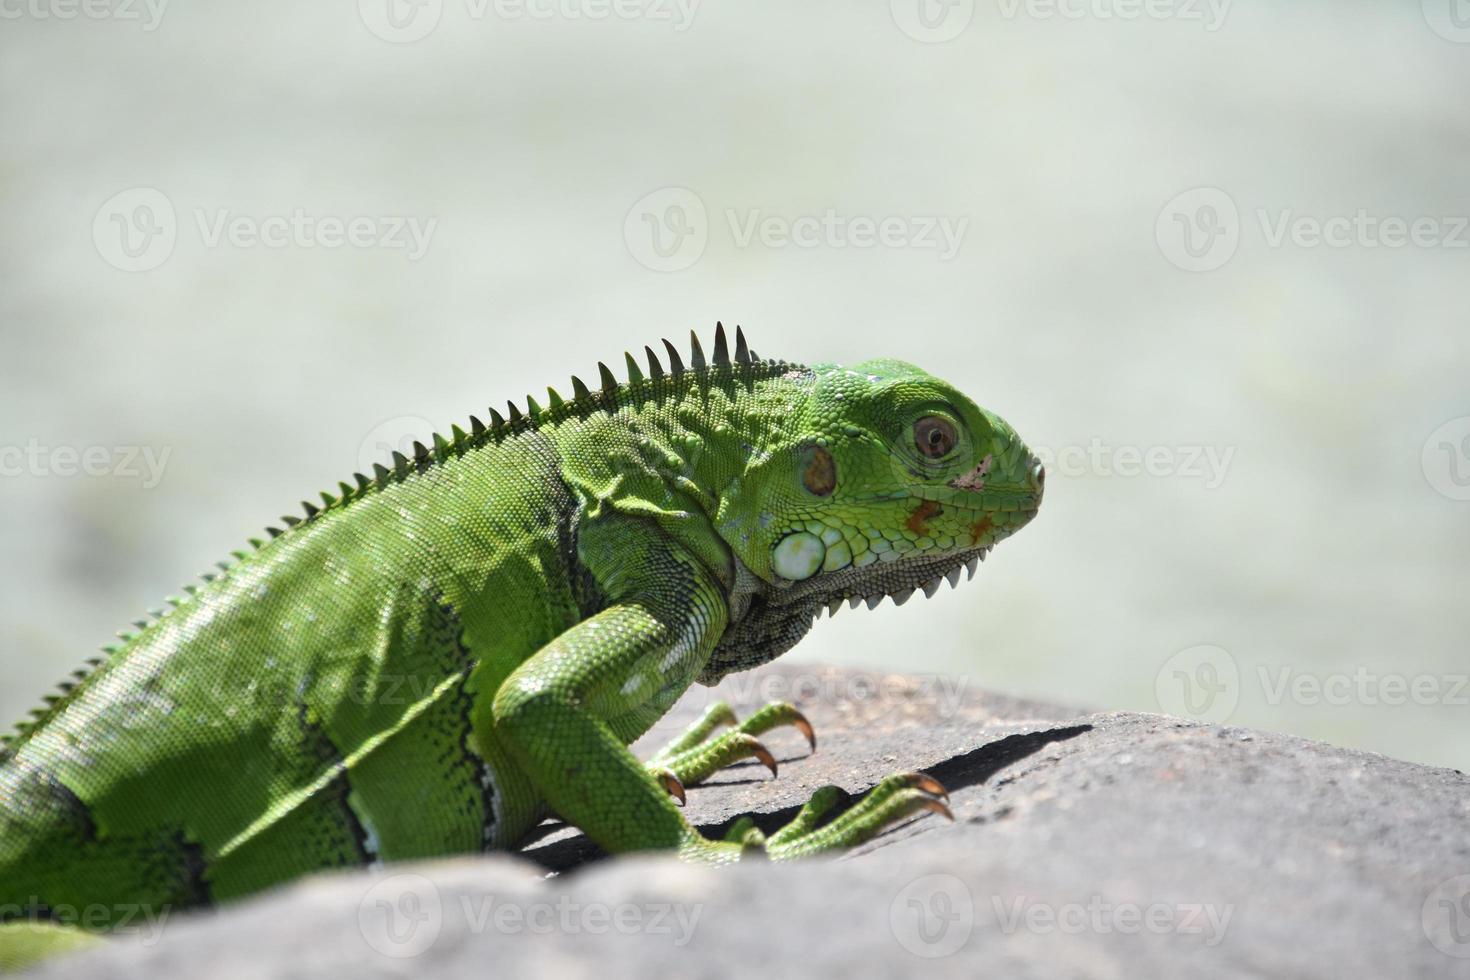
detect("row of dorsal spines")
(253, 322), (784, 537)
(83, 323), (788, 660)
(0, 654), (108, 754)
(520, 322), (765, 419)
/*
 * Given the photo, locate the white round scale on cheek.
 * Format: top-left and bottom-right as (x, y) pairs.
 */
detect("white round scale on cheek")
(771, 531), (826, 581)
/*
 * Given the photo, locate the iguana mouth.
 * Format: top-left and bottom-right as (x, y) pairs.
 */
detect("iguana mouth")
(706, 538), (1015, 684)
(763, 498), (1039, 615)
(774, 543), (994, 615)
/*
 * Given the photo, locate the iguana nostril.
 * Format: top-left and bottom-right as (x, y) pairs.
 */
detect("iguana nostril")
(1028, 458), (1045, 493)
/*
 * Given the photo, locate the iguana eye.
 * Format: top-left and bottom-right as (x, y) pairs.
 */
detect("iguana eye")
(914, 416), (957, 459)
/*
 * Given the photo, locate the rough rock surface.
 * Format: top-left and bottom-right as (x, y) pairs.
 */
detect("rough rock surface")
(33, 665), (1470, 979)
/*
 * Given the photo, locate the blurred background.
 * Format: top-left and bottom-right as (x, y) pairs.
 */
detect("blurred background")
(1, 0), (1466, 768)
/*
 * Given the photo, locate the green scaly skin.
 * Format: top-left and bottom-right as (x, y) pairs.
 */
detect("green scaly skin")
(0, 324), (1042, 969)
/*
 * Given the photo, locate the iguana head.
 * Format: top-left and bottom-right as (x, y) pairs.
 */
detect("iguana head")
(705, 358), (1043, 681)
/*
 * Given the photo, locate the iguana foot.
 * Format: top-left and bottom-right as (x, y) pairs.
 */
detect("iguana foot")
(648, 700), (815, 796)
(767, 772), (951, 857)
(679, 772), (952, 863)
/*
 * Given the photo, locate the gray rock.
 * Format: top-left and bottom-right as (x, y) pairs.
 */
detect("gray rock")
(34, 665), (1470, 979)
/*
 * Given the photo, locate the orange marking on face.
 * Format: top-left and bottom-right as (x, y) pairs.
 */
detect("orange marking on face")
(906, 500), (942, 536)
(968, 515), (993, 546)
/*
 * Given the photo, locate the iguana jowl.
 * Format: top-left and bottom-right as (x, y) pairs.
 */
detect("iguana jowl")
(0, 324), (1043, 966)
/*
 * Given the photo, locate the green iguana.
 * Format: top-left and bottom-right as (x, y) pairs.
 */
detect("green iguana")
(0, 324), (1043, 969)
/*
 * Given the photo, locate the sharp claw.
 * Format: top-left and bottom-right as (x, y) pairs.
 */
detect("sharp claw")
(918, 797), (955, 822)
(656, 770), (686, 806)
(905, 772), (950, 801)
(748, 738), (778, 778)
(789, 710), (817, 752)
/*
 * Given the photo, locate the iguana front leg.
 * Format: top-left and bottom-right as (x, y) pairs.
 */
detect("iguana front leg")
(486, 516), (948, 862)
(487, 515), (739, 859)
